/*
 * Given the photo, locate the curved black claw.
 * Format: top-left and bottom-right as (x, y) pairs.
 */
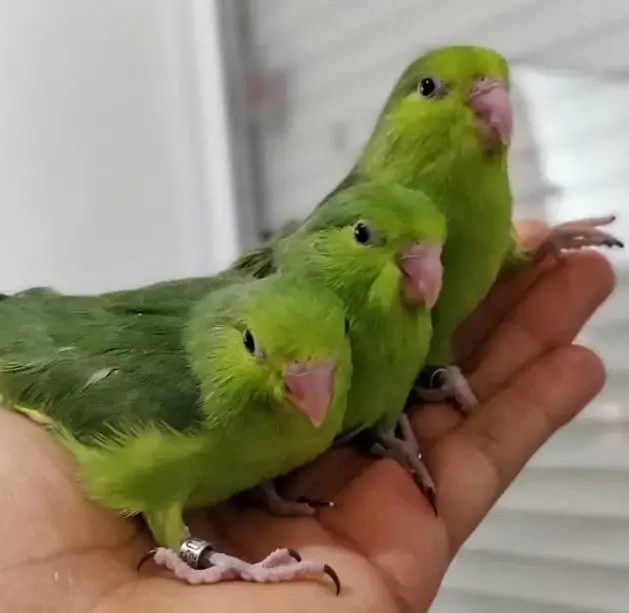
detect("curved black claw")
(286, 548), (302, 562)
(426, 487), (438, 517)
(323, 563), (342, 596)
(415, 365), (447, 390)
(136, 549), (157, 572)
(296, 495), (335, 509)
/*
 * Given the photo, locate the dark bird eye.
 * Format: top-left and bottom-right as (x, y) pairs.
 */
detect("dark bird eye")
(353, 221), (372, 245)
(344, 318), (350, 334)
(418, 76), (441, 98)
(243, 328), (256, 354)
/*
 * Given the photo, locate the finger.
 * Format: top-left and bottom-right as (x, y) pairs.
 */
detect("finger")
(411, 250), (614, 443)
(411, 219), (552, 438)
(467, 250), (614, 399)
(432, 345), (605, 551)
(210, 494), (391, 607)
(109, 572), (384, 613)
(453, 219), (551, 363)
(411, 221), (554, 441)
(318, 460), (449, 613)
(281, 447), (373, 504)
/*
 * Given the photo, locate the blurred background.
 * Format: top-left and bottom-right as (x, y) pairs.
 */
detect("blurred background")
(1, 1), (628, 611)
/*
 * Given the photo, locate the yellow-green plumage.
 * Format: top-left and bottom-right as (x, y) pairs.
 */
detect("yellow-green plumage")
(355, 45), (516, 368)
(273, 181), (446, 436)
(0, 274), (352, 549)
(231, 45), (518, 392)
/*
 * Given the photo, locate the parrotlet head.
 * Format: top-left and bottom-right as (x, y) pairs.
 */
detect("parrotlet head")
(186, 275), (352, 429)
(361, 45), (512, 176)
(278, 181), (447, 311)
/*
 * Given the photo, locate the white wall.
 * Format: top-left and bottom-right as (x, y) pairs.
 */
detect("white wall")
(0, 0), (240, 295)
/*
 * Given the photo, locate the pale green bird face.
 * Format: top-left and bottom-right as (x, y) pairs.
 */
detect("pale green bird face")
(362, 45), (513, 175)
(202, 280), (352, 429)
(285, 182), (447, 311)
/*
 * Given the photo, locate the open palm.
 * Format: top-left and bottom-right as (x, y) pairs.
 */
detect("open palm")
(0, 221), (614, 613)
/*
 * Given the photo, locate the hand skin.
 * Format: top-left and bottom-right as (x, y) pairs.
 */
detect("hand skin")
(0, 220), (614, 613)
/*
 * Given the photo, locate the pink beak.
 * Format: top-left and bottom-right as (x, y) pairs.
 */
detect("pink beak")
(283, 359), (336, 427)
(398, 242), (443, 307)
(467, 78), (513, 148)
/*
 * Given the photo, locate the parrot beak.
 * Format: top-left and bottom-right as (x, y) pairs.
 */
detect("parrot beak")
(283, 359), (336, 427)
(398, 242), (443, 308)
(467, 78), (513, 148)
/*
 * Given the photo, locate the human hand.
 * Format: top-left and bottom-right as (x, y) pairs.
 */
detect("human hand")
(0, 220), (614, 613)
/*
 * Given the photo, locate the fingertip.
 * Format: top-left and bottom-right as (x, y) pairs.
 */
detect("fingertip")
(514, 218), (551, 251)
(574, 248), (617, 297)
(548, 344), (607, 422)
(319, 458), (449, 610)
(577, 344), (607, 390)
(467, 248), (617, 401)
(550, 249), (617, 318)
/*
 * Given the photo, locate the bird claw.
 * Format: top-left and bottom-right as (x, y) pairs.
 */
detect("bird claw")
(534, 215), (623, 261)
(296, 495), (336, 509)
(263, 496), (317, 517)
(372, 415), (438, 515)
(414, 365), (479, 415)
(141, 540), (341, 594)
(136, 548), (158, 572)
(250, 480), (334, 516)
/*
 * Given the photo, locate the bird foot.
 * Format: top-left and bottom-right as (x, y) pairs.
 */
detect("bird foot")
(143, 538), (341, 593)
(249, 480), (334, 517)
(533, 215), (623, 261)
(371, 415), (437, 515)
(414, 365), (479, 414)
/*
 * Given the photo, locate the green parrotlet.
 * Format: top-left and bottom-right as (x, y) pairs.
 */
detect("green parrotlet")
(262, 180), (447, 507)
(0, 273), (352, 591)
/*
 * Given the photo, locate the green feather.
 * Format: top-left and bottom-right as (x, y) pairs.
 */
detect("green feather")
(103, 269), (250, 316)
